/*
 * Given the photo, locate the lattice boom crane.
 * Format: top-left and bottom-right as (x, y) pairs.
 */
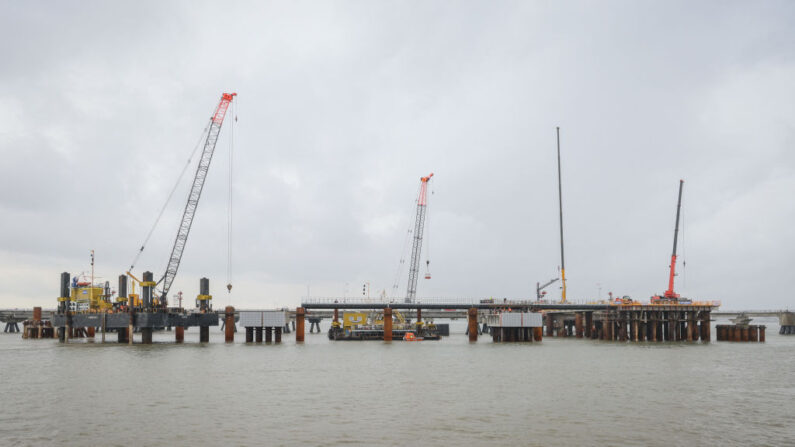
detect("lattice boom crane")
(157, 92), (237, 304)
(405, 172), (433, 303)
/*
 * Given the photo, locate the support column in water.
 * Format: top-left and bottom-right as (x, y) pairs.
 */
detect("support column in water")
(296, 307), (305, 342)
(650, 312), (657, 342)
(584, 312), (592, 338)
(668, 312), (676, 341)
(140, 271), (154, 344)
(141, 329), (153, 344)
(467, 308), (478, 342)
(383, 308), (393, 341)
(128, 310), (134, 345)
(704, 311), (711, 341)
(605, 311), (615, 341)
(225, 306), (235, 343)
(198, 277), (211, 343)
(638, 312), (646, 342)
(59, 272), (71, 343)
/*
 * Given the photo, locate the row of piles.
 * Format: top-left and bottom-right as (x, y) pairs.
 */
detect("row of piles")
(22, 307), (55, 339)
(715, 325), (765, 342)
(547, 309), (714, 342)
(491, 326), (543, 342)
(232, 307), (286, 344)
(243, 326), (282, 343)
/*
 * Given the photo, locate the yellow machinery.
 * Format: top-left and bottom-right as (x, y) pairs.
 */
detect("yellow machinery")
(342, 312), (368, 329)
(70, 285), (112, 312)
(68, 251), (114, 312)
(125, 271), (158, 307)
(371, 310), (408, 328)
(341, 311), (410, 329)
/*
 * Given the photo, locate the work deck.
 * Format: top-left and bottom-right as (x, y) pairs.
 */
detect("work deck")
(51, 311), (219, 329)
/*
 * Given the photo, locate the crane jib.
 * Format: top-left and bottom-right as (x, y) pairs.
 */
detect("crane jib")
(159, 93), (237, 303)
(212, 93), (235, 123)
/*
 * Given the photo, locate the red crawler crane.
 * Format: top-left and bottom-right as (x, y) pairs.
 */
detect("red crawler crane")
(652, 180), (685, 303)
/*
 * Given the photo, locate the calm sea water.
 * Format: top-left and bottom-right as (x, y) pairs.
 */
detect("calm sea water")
(1, 317), (793, 446)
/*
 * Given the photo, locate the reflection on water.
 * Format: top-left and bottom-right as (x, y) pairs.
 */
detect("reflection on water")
(1, 317), (793, 446)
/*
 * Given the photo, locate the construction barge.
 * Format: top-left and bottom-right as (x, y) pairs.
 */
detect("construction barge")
(51, 272), (218, 344)
(326, 308), (442, 341)
(330, 328), (441, 341)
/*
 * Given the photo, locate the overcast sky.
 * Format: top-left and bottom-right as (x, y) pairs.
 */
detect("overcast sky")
(1, 1), (793, 310)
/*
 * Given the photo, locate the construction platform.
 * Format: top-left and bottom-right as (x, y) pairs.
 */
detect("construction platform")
(542, 304), (716, 342)
(51, 311), (218, 330)
(51, 271), (220, 344)
(51, 311), (219, 343)
(301, 300), (719, 343)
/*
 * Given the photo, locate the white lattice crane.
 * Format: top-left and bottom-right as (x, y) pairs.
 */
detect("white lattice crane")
(405, 173), (433, 303)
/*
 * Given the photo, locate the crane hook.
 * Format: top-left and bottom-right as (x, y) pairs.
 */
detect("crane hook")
(226, 283), (232, 293)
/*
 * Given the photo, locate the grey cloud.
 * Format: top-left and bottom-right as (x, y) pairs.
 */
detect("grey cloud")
(1, 1), (794, 309)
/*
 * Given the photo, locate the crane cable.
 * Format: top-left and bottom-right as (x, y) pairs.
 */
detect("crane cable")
(226, 99), (236, 295)
(129, 121), (212, 272)
(424, 185), (432, 277)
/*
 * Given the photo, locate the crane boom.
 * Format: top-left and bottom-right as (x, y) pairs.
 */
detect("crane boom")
(663, 179), (684, 299)
(158, 92), (236, 303)
(536, 278), (559, 300)
(405, 173), (433, 303)
(556, 127), (567, 303)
